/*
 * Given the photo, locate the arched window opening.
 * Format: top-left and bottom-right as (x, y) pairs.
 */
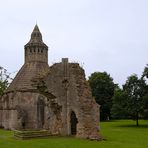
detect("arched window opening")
(37, 97), (45, 128)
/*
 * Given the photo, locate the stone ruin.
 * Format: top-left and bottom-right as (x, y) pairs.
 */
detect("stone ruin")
(0, 25), (101, 140)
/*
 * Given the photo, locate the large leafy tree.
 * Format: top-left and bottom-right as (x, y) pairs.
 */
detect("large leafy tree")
(111, 88), (130, 119)
(123, 74), (147, 126)
(0, 66), (12, 96)
(88, 72), (115, 120)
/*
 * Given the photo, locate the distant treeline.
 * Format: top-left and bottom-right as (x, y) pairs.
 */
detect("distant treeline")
(88, 64), (148, 126)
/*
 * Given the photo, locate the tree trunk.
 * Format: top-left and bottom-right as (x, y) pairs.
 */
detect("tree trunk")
(136, 111), (139, 127)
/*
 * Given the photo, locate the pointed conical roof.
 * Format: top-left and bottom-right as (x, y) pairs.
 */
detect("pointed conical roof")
(30, 24), (42, 42)
(25, 24), (47, 47)
(33, 24), (40, 32)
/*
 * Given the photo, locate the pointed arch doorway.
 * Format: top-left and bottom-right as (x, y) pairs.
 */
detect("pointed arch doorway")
(70, 111), (78, 135)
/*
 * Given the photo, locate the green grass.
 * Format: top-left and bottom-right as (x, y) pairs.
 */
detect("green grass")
(0, 120), (148, 148)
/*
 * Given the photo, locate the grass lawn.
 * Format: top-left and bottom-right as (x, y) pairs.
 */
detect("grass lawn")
(0, 120), (148, 148)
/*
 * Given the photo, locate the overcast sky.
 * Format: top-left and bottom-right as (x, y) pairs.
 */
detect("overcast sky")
(0, 0), (148, 86)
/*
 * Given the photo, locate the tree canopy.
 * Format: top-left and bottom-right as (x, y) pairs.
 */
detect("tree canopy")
(123, 74), (147, 126)
(111, 88), (130, 119)
(88, 72), (115, 120)
(111, 64), (148, 126)
(142, 64), (148, 78)
(0, 66), (12, 96)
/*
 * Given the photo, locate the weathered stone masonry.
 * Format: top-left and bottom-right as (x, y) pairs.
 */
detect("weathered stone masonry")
(0, 25), (101, 140)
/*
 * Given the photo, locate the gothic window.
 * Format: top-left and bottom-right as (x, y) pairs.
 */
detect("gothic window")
(37, 96), (45, 128)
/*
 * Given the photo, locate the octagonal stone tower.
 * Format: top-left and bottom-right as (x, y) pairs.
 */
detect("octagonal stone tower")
(25, 25), (48, 63)
(8, 25), (49, 91)
(0, 25), (101, 140)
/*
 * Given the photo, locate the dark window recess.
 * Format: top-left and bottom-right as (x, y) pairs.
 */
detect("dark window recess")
(37, 97), (45, 128)
(70, 111), (78, 135)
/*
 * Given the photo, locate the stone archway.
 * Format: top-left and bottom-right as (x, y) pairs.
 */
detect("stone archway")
(37, 96), (45, 128)
(70, 111), (78, 135)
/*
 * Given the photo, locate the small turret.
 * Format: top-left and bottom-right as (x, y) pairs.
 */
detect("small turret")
(24, 25), (48, 63)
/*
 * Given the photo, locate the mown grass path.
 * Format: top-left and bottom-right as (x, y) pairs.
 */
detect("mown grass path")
(0, 120), (148, 148)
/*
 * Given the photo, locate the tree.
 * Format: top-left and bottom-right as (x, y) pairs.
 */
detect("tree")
(142, 64), (148, 78)
(88, 72), (115, 120)
(143, 93), (148, 119)
(111, 88), (130, 119)
(123, 74), (147, 126)
(142, 64), (148, 119)
(0, 66), (12, 96)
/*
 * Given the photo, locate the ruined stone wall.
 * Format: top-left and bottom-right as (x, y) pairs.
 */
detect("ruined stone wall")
(0, 92), (51, 130)
(45, 58), (100, 139)
(0, 58), (100, 139)
(67, 63), (100, 139)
